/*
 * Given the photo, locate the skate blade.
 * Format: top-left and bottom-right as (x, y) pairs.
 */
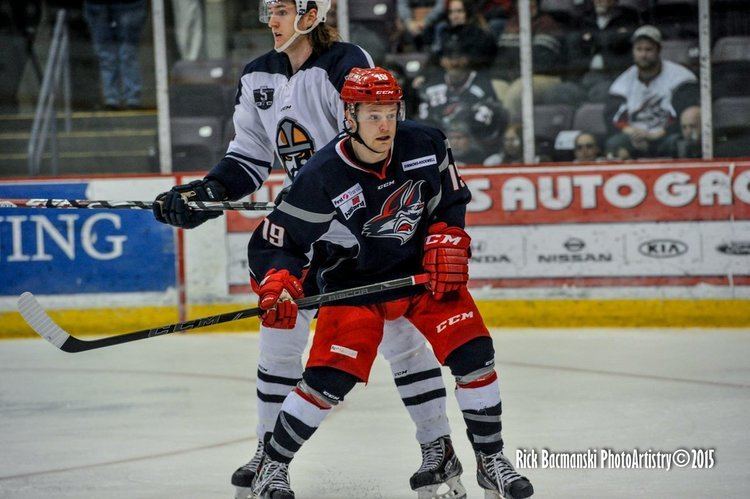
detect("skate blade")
(416, 476), (467, 499)
(234, 485), (253, 499)
(483, 490), (503, 499)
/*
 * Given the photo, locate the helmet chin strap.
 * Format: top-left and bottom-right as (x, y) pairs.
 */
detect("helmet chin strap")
(275, 13), (320, 53)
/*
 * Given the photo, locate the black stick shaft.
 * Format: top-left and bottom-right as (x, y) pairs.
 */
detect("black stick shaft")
(59, 274), (429, 352)
(0, 198), (274, 211)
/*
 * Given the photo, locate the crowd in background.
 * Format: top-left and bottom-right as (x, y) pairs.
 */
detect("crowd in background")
(354, 0), (749, 164)
(2, 0), (750, 170)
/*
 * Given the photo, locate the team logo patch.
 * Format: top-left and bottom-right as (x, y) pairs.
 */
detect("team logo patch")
(402, 154), (437, 171)
(276, 118), (315, 180)
(332, 184), (366, 220)
(363, 180), (425, 245)
(253, 86), (274, 110)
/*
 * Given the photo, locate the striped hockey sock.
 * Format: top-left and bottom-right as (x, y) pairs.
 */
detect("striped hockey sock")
(256, 368), (302, 438)
(454, 371), (504, 455)
(265, 386), (331, 464)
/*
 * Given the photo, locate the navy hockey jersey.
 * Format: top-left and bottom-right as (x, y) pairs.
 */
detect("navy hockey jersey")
(206, 42), (374, 200)
(247, 120), (472, 304)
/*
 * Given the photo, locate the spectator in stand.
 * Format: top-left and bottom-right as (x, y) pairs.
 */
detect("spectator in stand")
(83, 0), (147, 109)
(484, 122), (523, 165)
(492, 0), (570, 121)
(605, 25), (698, 160)
(479, 0), (511, 37)
(446, 118), (491, 166)
(171, 0), (204, 61)
(0, 0), (41, 113)
(657, 105), (702, 158)
(397, 0), (445, 50)
(417, 35), (507, 153)
(566, 0), (640, 102)
(573, 132), (604, 162)
(431, 0), (497, 68)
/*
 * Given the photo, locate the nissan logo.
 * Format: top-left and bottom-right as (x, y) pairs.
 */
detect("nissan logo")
(638, 239), (688, 258)
(563, 238), (585, 252)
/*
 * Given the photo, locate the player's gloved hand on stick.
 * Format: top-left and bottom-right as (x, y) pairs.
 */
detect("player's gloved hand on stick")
(153, 178), (227, 229)
(422, 222), (471, 300)
(251, 269), (304, 329)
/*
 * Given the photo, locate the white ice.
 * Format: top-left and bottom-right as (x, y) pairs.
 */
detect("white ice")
(1, 328), (748, 498)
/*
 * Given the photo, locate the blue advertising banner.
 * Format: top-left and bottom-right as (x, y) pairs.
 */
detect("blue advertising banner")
(0, 182), (176, 295)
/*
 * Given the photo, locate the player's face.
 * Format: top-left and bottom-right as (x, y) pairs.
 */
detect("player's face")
(353, 103), (399, 153)
(266, 1), (311, 50)
(633, 39), (660, 70)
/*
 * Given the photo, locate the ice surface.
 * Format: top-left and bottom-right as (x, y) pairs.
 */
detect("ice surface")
(1, 329), (748, 498)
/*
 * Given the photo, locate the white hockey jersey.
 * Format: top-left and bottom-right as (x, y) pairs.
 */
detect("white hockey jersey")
(207, 42), (374, 200)
(609, 60), (696, 133)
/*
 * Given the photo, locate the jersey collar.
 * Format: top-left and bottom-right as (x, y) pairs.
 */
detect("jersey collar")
(335, 137), (393, 180)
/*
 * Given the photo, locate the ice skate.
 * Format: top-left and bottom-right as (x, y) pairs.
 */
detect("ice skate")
(476, 450), (533, 499)
(231, 440), (265, 499)
(251, 456), (295, 499)
(410, 436), (466, 499)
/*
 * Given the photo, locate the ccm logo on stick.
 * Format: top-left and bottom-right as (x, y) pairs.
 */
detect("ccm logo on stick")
(426, 234), (463, 246)
(437, 311), (474, 333)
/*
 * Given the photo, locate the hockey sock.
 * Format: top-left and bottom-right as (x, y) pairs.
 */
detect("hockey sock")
(455, 370), (504, 455)
(265, 385), (331, 464)
(388, 343), (451, 444)
(256, 367), (302, 439)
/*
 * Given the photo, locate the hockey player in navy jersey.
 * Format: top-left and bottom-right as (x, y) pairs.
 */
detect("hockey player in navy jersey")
(152, 2), (459, 498)
(247, 67), (534, 499)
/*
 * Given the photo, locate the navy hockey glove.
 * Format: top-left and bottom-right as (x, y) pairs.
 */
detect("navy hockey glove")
(423, 222), (471, 300)
(251, 269), (304, 329)
(153, 179), (227, 229)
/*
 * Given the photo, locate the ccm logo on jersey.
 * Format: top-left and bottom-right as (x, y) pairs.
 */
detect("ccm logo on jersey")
(332, 183), (366, 219)
(402, 154), (437, 171)
(437, 311), (474, 333)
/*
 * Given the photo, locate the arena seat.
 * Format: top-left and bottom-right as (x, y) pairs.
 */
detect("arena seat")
(572, 102), (608, 137)
(534, 104), (574, 140)
(171, 59), (235, 86)
(384, 52), (430, 79)
(712, 36), (750, 98)
(660, 39), (699, 71)
(169, 83), (228, 119)
(713, 97), (750, 132)
(171, 117), (225, 171)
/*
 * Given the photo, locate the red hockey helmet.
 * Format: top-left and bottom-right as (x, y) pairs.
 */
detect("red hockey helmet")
(340, 67), (404, 104)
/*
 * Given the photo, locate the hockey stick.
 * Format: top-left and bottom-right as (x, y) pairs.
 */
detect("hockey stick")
(0, 198), (275, 211)
(18, 274), (429, 353)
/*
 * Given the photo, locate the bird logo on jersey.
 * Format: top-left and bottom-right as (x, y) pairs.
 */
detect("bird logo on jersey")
(363, 180), (426, 245)
(276, 118), (315, 180)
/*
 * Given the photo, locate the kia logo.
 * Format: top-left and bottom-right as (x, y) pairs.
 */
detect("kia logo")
(563, 238), (585, 252)
(638, 239), (688, 258)
(717, 241), (750, 256)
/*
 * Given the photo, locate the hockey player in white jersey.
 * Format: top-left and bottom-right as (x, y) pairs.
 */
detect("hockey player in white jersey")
(152, 2), (462, 498)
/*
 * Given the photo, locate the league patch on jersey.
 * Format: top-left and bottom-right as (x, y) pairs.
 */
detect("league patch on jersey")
(363, 180), (425, 245)
(402, 154), (437, 171)
(276, 118), (315, 180)
(253, 86), (274, 110)
(332, 183), (366, 220)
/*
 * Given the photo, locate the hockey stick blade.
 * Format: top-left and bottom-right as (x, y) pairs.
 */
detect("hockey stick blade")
(18, 274), (429, 353)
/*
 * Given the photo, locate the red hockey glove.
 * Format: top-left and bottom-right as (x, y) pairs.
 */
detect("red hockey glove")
(251, 269), (304, 329)
(422, 222), (471, 300)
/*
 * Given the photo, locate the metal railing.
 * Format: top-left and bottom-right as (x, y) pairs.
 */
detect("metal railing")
(27, 9), (72, 176)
